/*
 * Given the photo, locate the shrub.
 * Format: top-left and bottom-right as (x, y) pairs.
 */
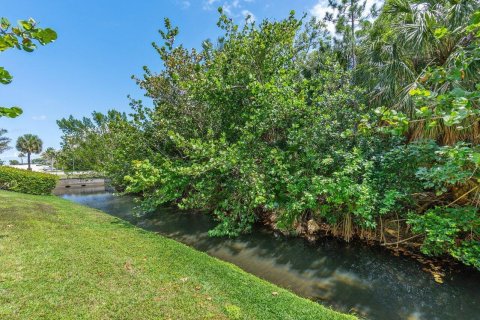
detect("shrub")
(124, 14), (366, 237)
(408, 207), (480, 269)
(0, 166), (58, 195)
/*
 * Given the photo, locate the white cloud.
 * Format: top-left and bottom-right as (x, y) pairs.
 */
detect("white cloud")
(32, 115), (47, 121)
(0, 149), (21, 160)
(220, 1), (241, 15)
(174, 0), (191, 9)
(310, 1), (336, 34)
(203, 0), (254, 19)
(310, 2), (327, 19)
(203, 0), (220, 9)
(223, 3), (232, 14)
(310, 0), (381, 35)
(241, 9), (256, 22)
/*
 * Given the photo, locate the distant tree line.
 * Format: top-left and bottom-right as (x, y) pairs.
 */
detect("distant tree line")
(0, 130), (59, 170)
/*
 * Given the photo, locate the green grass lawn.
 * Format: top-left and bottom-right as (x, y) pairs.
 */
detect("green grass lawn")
(0, 190), (355, 320)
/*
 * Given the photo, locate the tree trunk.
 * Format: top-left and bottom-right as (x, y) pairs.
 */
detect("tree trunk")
(27, 152), (31, 171)
(351, 3), (356, 69)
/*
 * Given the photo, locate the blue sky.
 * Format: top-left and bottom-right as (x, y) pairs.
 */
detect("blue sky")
(0, 0), (330, 160)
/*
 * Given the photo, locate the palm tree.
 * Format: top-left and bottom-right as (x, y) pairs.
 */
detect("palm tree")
(18, 152), (25, 164)
(16, 134), (43, 170)
(41, 147), (57, 169)
(0, 129), (11, 154)
(358, 0), (479, 112)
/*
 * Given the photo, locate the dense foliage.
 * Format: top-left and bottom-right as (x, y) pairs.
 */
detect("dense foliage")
(0, 166), (58, 195)
(357, 0), (479, 112)
(57, 4), (480, 269)
(0, 129), (10, 154)
(40, 147), (57, 168)
(56, 109), (150, 186)
(374, 9), (480, 268)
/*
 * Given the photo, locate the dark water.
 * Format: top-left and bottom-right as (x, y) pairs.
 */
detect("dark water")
(60, 190), (480, 320)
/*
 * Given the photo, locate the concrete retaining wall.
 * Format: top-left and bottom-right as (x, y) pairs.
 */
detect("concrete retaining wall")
(54, 178), (106, 194)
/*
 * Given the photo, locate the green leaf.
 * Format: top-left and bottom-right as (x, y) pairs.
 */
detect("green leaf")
(18, 19), (34, 31)
(450, 87), (468, 97)
(409, 88), (430, 97)
(452, 97), (469, 108)
(21, 38), (36, 52)
(0, 36), (15, 51)
(33, 28), (57, 45)
(470, 10), (480, 24)
(472, 153), (480, 165)
(0, 106), (23, 118)
(0, 67), (13, 84)
(0, 17), (10, 29)
(434, 27), (449, 39)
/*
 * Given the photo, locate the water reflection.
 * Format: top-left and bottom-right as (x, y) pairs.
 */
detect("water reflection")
(60, 191), (480, 320)
(53, 185), (106, 195)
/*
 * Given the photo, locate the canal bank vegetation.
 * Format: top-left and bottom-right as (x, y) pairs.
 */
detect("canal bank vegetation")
(0, 166), (58, 195)
(0, 190), (354, 320)
(56, 3), (480, 270)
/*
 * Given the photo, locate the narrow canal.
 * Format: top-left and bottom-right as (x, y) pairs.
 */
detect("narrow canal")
(59, 190), (480, 320)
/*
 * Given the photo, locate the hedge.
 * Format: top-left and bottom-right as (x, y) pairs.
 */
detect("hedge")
(0, 166), (58, 195)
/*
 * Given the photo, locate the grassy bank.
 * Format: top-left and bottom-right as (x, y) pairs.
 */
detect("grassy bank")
(0, 190), (355, 320)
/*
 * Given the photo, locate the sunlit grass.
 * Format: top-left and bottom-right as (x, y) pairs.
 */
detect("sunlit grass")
(0, 190), (355, 320)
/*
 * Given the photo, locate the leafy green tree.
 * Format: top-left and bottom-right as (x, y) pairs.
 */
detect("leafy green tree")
(124, 12), (365, 236)
(57, 112), (118, 171)
(9, 159), (19, 165)
(0, 17), (57, 118)
(41, 147), (57, 168)
(16, 134), (43, 170)
(56, 109), (151, 189)
(0, 129), (10, 153)
(18, 152), (25, 164)
(324, 0), (377, 69)
(32, 158), (46, 165)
